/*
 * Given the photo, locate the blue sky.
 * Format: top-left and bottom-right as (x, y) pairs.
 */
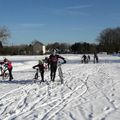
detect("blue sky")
(0, 0), (120, 45)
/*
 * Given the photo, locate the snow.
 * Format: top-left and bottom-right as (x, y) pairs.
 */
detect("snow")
(0, 54), (120, 120)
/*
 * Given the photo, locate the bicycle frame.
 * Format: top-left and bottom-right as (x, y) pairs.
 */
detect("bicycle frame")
(0, 64), (9, 80)
(34, 68), (39, 79)
(58, 62), (64, 84)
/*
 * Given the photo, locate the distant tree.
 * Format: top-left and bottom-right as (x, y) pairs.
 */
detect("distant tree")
(82, 42), (90, 53)
(71, 42), (93, 53)
(0, 26), (10, 47)
(0, 41), (3, 48)
(28, 44), (33, 55)
(46, 42), (70, 53)
(52, 42), (60, 49)
(60, 43), (70, 50)
(71, 42), (82, 53)
(97, 27), (120, 53)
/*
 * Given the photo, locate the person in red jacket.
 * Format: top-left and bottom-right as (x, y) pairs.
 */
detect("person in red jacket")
(3, 58), (13, 81)
(49, 49), (66, 82)
(33, 60), (45, 82)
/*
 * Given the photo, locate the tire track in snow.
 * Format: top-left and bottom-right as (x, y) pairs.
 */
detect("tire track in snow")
(12, 66), (89, 119)
(93, 65), (117, 120)
(39, 64), (103, 120)
(1, 72), (54, 119)
(60, 64), (104, 120)
(0, 69), (50, 102)
(0, 82), (49, 119)
(0, 63), (106, 120)
(40, 85), (88, 120)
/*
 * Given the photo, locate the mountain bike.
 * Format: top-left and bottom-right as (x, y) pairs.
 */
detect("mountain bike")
(57, 62), (64, 84)
(0, 64), (9, 80)
(33, 68), (39, 79)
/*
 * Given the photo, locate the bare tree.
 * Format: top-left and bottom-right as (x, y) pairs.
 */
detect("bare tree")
(0, 26), (10, 46)
(97, 27), (120, 53)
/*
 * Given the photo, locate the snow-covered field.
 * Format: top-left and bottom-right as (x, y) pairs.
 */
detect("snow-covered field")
(0, 54), (120, 120)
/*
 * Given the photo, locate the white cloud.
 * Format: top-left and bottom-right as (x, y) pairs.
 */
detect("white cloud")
(66, 4), (92, 10)
(21, 23), (45, 28)
(52, 4), (92, 16)
(7, 23), (46, 33)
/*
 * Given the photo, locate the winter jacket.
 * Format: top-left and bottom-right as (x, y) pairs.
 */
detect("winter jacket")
(49, 54), (66, 65)
(0, 61), (12, 70)
(6, 61), (12, 70)
(33, 63), (45, 71)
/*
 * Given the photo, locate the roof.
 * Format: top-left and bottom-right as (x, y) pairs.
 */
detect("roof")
(33, 41), (44, 46)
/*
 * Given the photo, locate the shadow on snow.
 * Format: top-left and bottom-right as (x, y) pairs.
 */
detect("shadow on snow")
(0, 79), (36, 85)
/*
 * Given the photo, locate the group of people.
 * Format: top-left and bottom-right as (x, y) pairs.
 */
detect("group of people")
(33, 49), (66, 82)
(0, 58), (13, 81)
(81, 54), (90, 63)
(0, 50), (98, 82)
(0, 50), (66, 82)
(81, 53), (98, 64)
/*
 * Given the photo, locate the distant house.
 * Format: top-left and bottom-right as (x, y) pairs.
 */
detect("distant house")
(33, 41), (46, 55)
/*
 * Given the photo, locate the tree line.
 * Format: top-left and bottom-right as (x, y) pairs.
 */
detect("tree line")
(97, 27), (120, 53)
(0, 26), (120, 55)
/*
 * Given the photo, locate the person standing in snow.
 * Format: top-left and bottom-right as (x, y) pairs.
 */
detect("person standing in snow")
(43, 57), (50, 70)
(87, 55), (90, 63)
(33, 60), (45, 82)
(93, 52), (99, 63)
(0, 58), (14, 81)
(49, 49), (66, 82)
(81, 54), (87, 63)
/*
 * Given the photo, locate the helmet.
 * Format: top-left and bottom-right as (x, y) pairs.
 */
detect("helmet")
(4, 58), (8, 62)
(38, 60), (43, 64)
(52, 49), (56, 55)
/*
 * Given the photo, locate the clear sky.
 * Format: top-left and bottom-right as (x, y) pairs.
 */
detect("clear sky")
(0, 0), (120, 45)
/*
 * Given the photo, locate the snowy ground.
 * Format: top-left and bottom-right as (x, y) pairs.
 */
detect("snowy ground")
(0, 54), (120, 120)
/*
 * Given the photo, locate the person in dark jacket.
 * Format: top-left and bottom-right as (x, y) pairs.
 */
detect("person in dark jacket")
(49, 49), (66, 82)
(33, 60), (45, 82)
(81, 54), (87, 63)
(93, 52), (99, 63)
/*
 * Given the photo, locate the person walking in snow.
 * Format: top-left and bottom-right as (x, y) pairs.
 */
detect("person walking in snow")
(33, 60), (45, 82)
(49, 49), (66, 82)
(43, 57), (50, 69)
(87, 55), (90, 63)
(0, 58), (14, 81)
(81, 54), (87, 63)
(93, 52), (99, 63)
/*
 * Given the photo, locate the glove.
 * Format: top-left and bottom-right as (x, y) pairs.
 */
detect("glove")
(64, 59), (66, 64)
(33, 66), (35, 69)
